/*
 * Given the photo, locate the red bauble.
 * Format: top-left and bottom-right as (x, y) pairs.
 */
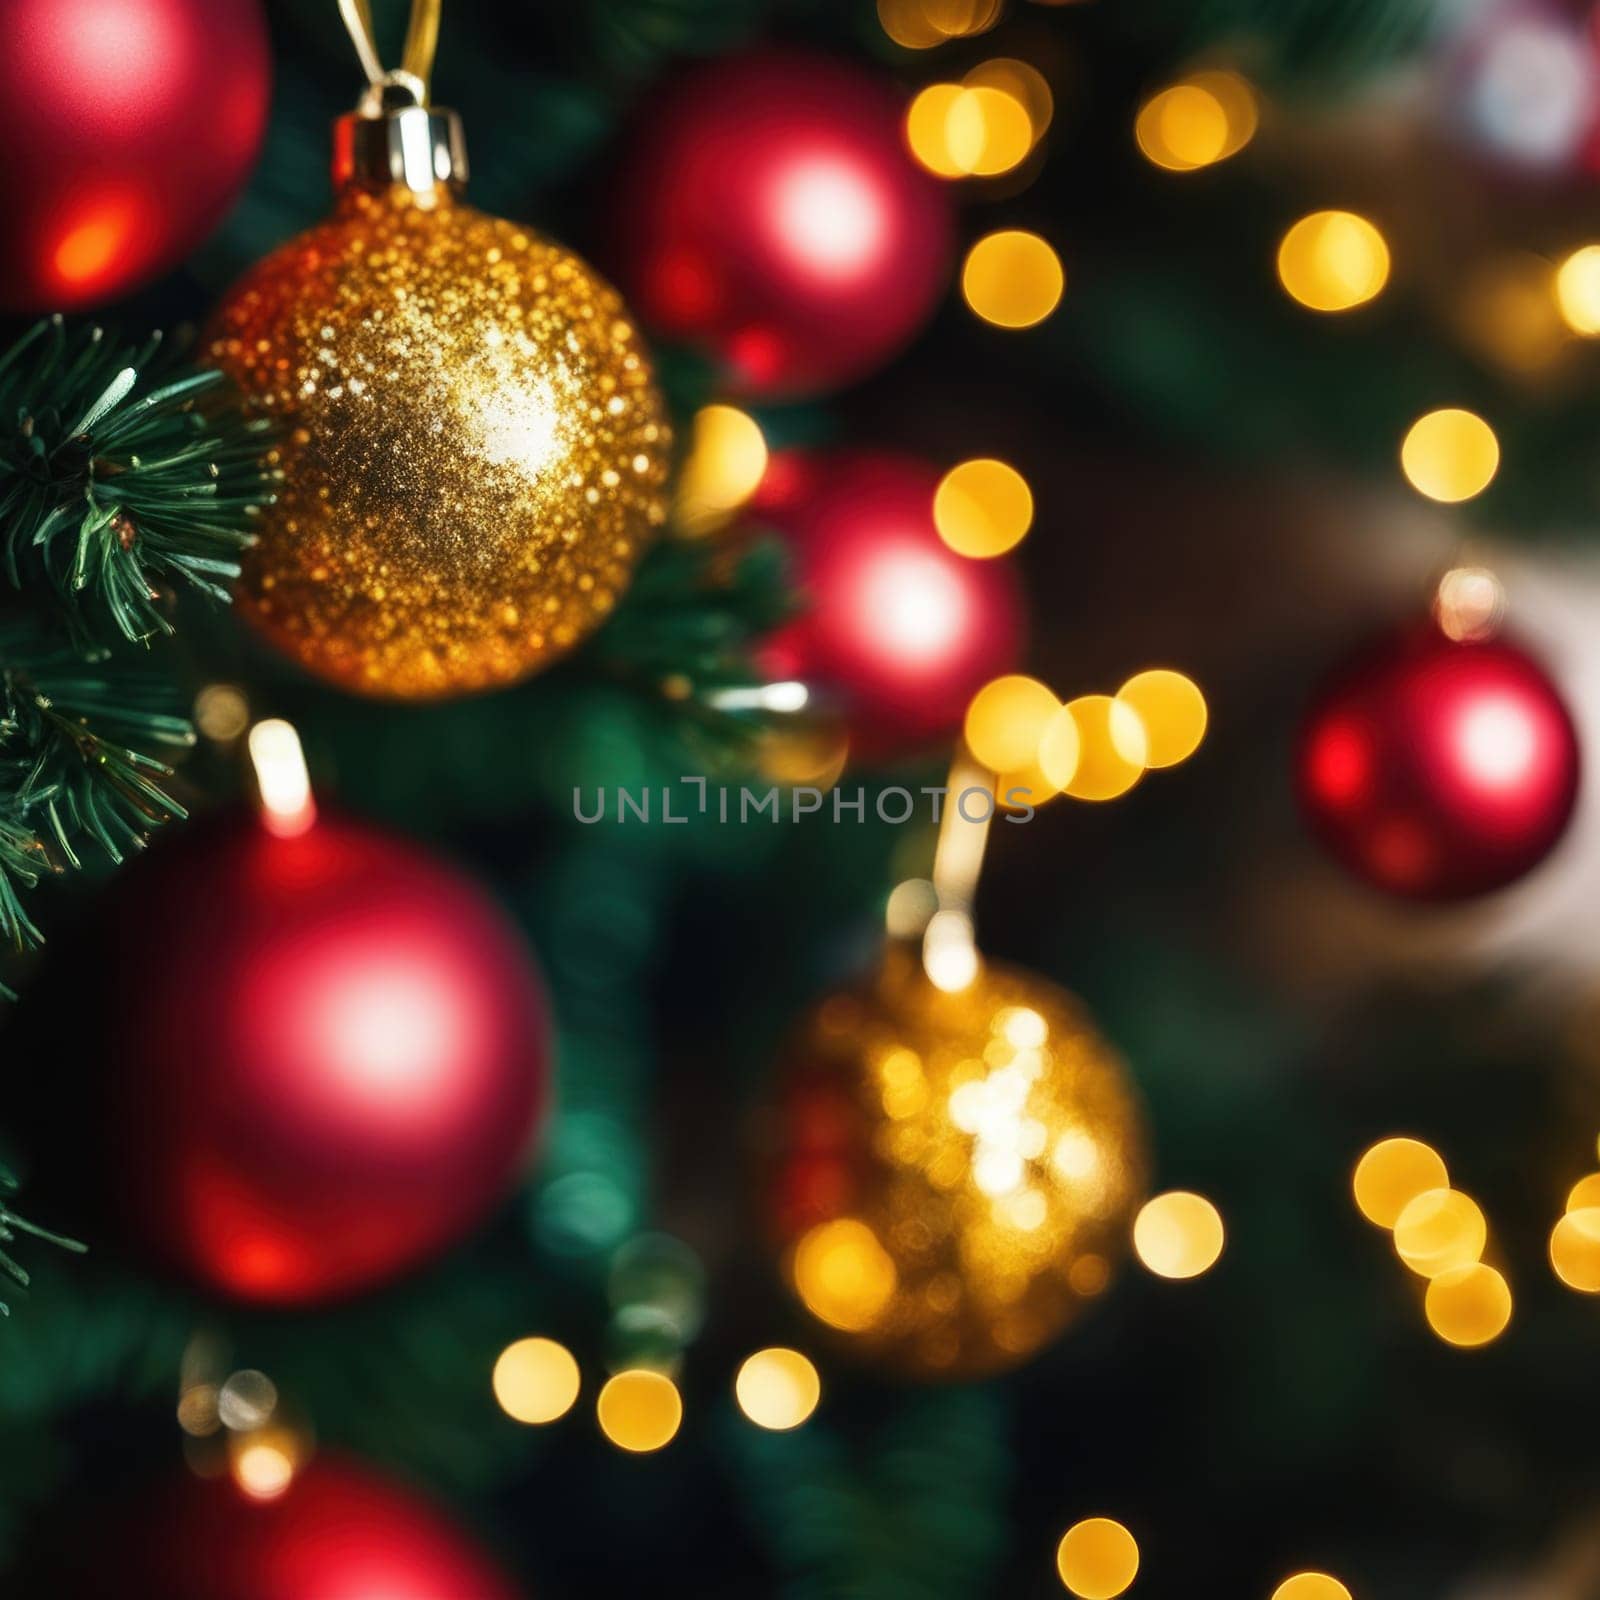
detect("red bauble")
(755, 451), (1024, 758)
(0, 0), (270, 311)
(1297, 622), (1581, 899)
(101, 812), (549, 1304)
(612, 49), (953, 399)
(68, 1458), (523, 1600)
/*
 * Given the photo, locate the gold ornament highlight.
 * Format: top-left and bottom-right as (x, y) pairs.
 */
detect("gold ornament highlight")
(207, 35), (669, 700)
(767, 947), (1148, 1379)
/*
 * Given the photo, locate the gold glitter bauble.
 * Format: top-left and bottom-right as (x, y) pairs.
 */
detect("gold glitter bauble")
(768, 948), (1148, 1379)
(207, 187), (670, 699)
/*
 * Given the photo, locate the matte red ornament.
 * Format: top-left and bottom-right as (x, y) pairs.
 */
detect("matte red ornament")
(1297, 622), (1580, 899)
(67, 1457), (523, 1600)
(0, 0), (270, 312)
(101, 812), (549, 1304)
(755, 451), (1024, 759)
(612, 49), (953, 399)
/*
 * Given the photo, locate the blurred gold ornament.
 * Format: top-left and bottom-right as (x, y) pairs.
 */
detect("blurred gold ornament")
(208, 82), (669, 700)
(768, 947), (1147, 1379)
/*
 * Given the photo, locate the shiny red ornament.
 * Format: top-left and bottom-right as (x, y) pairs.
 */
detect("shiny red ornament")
(65, 1458), (523, 1600)
(100, 812), (549, 1304)
(612, 49), (953, 399)
(755, 451), (1024, 758)
(1297, 622), (1580, 899)
(0, 0), (270, 312)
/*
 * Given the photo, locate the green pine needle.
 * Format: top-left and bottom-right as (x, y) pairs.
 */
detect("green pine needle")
(0, 316), (275, 650)
(0, 1163), (84, 1317)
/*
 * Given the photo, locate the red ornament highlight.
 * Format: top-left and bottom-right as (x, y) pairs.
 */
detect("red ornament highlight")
(70, 1458), (522, 1600)
(1298, 623), (1580, 899)
(612, 49), (954, 399)
(101, 812), (550, 1304)
(0, 0), (270, 311)
(755, 451), (1024, 759)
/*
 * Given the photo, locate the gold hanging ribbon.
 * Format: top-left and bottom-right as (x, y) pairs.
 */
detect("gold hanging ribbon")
(402, 0), (442, 94)
(336, 0), (443, 99)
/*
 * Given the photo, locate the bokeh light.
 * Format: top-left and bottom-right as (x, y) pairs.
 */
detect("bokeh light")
(1055, 1517), (1140, 1599)
(217, 1369), (278, 1432)
(1352, 1137), (1449, 1229)
(934, 458), (1033, 559)
(230, 1428), (302, 1501)
(793, 1217), (899, 1331)
(493, 1336), (581, 1424)
(1115, 669), (1207, 768)
(1133, 1191), (1225, 1279)
(674, 404), (768, 535)
(1425, 1262), (1513, 1347)
(1277, 210), (1391, 312)
(1555, 243), (1600, 334)
(878, 0), (1001, 48)
(963, 230), (1064, 328)
(177, 1382), (220, 1438)
(964, 674), (1061, 802)
(1567, 1173), (1600, 1211)
(1434, 566), (1505, 643)
(1048, 695), (1146, 801)
(193, 683), (250, 743)
(1271, 1575), (1353, 1600)
(734, 1347), (822, 1430)
(907, 84), (970, 177)
(1550, 1207), (1600, 1291)
(1135, 71), (1258, 171)
(965, 58), (1054, 149)
(1400, 409), (1500, 503)
(947, 86), (1034, 176)
(1392, 1189), (1487, 1278)
(596, 1369), (683, 1453)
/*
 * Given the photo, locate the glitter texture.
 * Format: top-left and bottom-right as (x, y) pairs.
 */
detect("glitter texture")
(769, 948), (1148, 1379)
(207, 185), (670, 699)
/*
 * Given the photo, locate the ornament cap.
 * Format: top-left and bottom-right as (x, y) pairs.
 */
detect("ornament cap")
(332, 76), (467, 197)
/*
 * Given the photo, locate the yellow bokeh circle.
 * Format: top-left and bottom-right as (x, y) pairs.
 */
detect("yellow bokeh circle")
(965, 58), (1053, 149)
(963, 231), (1065, 328)
(1271, 1575), (1353, 1600)
(1400, 409), (1500, 503)
(1555, 243), (1600, 335)
(596, 1369), (683, 1453)
(1135, 72), (1257, 171)
(1351, 1137), (1449, 1230)
(1049, 695), (1146, 801)
(1277, 210), (1391, 313)
(907, 84), (970, 177)
(965, 675), (1060, 776)
(1392, 1189), (1486, 1279)
(1132, 1191), (1225, 1279)
(734, 1348), (822, 1431)
(1425, 1262), (1513, 1347)
(1567, 1172), (1600, 1212)
(935, 458), (1034, 558)
(492, 1337), (581, 1425)
(1550, 1207), (1600, 1292)
(793, 1218), (899, 1332)
(1055, 1517), (1140, 1599)
(675, 404), (767, 534)
(947, 85), (1034, 176)
(1115, 669), (1207, 768)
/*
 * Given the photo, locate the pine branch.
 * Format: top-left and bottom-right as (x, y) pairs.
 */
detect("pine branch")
(0, 316), (274, 651)
(0, 1163), (85, 1316)
(0, 319), (273, 964)
(0, 621), (194, 954)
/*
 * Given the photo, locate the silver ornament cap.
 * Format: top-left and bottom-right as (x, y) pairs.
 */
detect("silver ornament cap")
(332, 71), (467, 196)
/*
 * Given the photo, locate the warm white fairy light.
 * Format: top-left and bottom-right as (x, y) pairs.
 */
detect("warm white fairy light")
(248, 719), (317, 838)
